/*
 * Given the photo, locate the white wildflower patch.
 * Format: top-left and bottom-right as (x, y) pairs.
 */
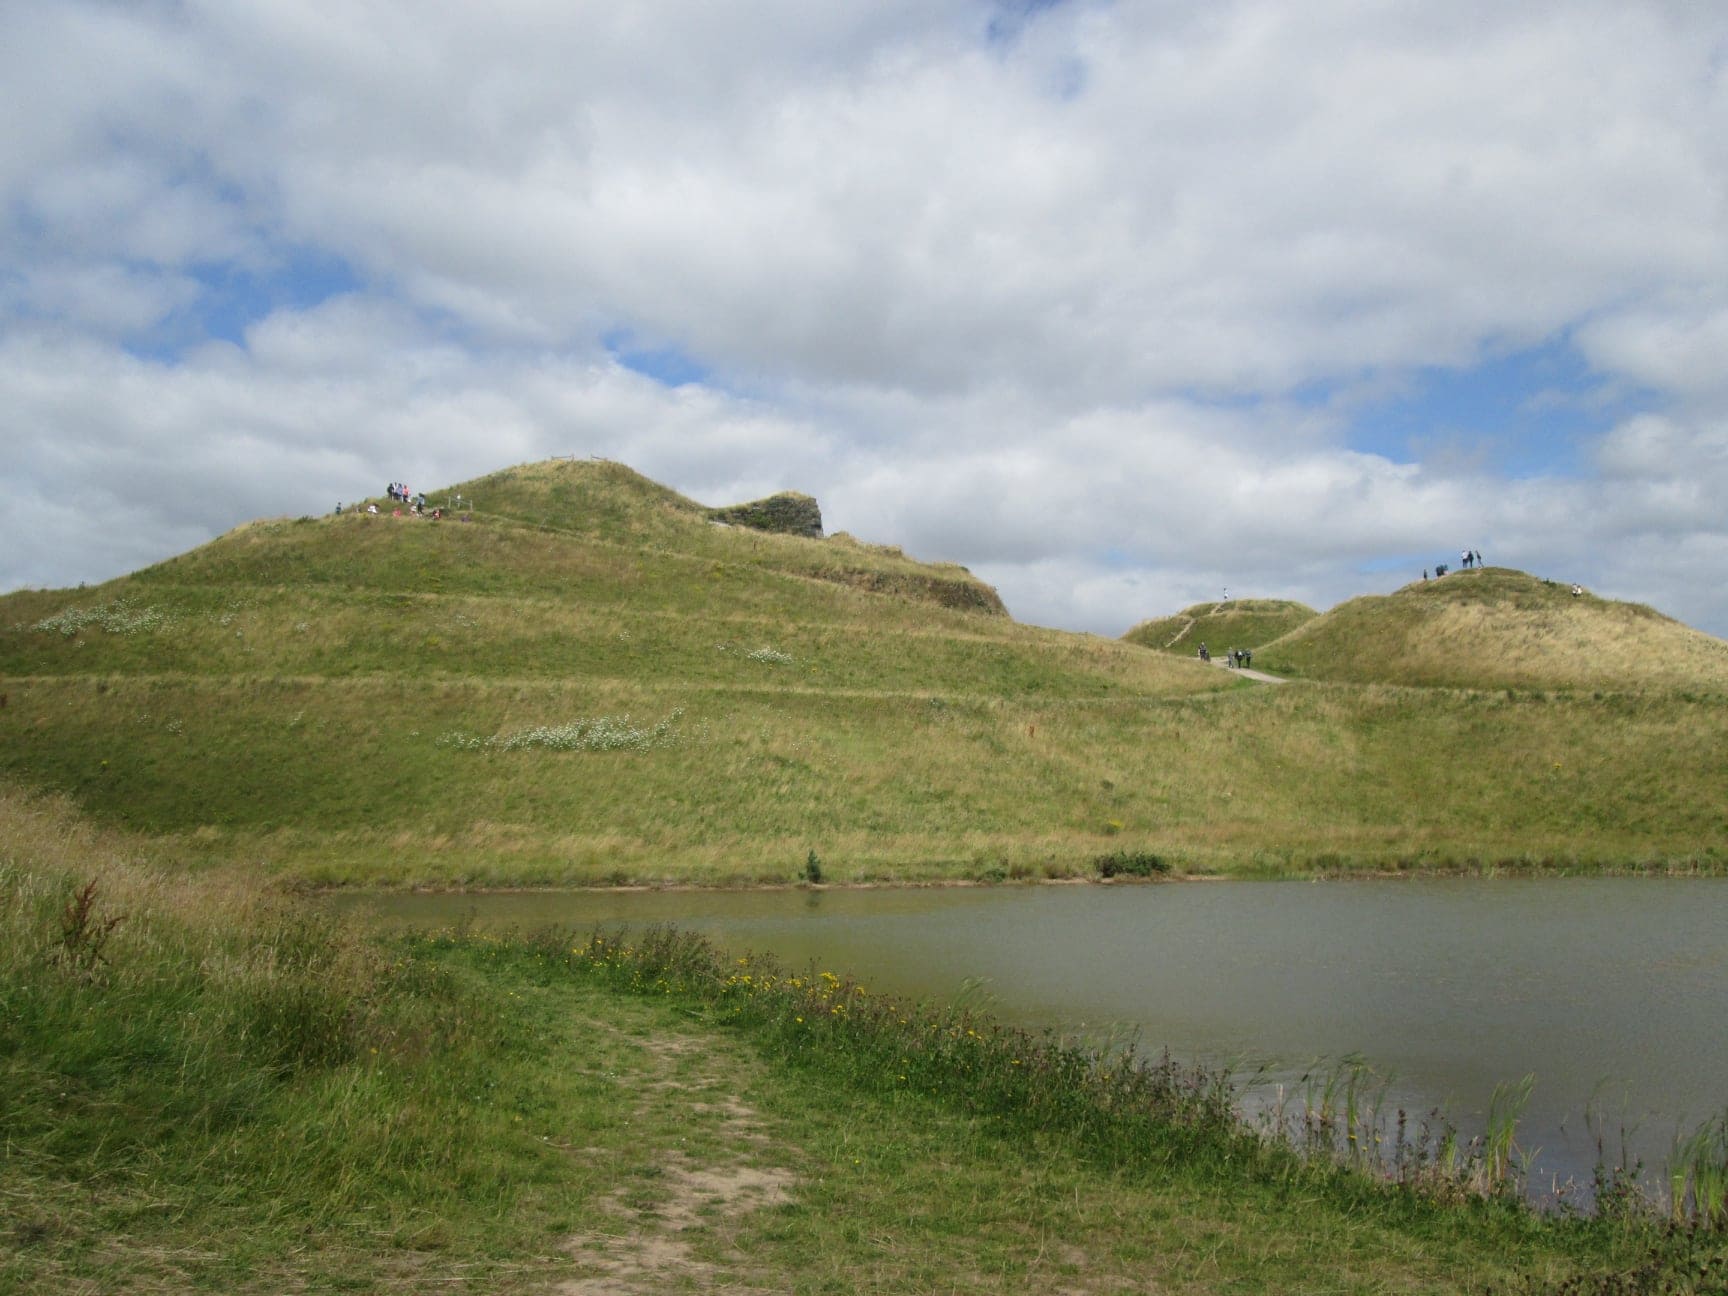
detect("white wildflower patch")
(30, 599), (171, 637)
(716, 640), (796, 665)
(437, 708), (684, 753)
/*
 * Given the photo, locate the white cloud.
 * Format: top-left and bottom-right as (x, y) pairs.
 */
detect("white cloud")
(1578, 304), (1728, 401)
(4, 0), (1728, 640)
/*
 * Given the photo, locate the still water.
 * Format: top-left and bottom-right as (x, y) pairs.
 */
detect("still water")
(333, 877), (1728, 1196)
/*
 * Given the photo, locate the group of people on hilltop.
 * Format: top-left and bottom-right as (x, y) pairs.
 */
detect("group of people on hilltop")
(332, 486), (466, 523)
(1423, 548), (1484, 581)
(1196, 642), (1253, 669)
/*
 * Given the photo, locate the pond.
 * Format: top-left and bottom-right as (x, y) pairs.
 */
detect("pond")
(330, 876), (1728, 1200)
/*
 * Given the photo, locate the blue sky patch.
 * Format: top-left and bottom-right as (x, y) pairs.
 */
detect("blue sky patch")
(1345, 338), (1649, 478)
(191, 249), (363, 346)
(603, 329), (710, 387)
(121, 248), (364, 363)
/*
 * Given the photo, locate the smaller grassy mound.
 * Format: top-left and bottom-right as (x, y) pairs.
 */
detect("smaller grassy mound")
(1124, 598), (1317, 656)
(1257, 567), (1728, 692)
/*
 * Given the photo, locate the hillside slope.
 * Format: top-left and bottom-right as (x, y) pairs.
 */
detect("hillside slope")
(1124, 599), (1317, 656)
(3, 469), (1725, 884)
(1255, 567), (1728, 692)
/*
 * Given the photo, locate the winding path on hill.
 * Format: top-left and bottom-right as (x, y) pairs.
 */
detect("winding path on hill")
(1204, 659), (1288, 685)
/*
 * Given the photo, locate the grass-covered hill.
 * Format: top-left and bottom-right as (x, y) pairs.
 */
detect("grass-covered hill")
(1123, 598), (1317, 656)
(1254, 566), (1728, 692)
(2, 461), (1726, 885)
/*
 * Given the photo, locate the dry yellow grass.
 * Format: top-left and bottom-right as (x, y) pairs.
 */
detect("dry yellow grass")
(1259, 567), (1728, 692)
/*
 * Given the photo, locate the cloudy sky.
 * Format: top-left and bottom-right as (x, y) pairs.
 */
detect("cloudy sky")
(5, 1), (1727, 637)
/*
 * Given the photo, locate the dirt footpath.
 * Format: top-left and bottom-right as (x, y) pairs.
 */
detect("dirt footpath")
(1207, 660), (1288, 684)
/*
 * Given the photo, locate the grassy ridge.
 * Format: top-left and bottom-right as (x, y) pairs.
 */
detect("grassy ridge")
(3, 459), (1727, 884)
(6, 790), (1723, 1293)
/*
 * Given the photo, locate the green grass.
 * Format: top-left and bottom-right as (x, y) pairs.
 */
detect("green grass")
(1124, 597), (1318, 655)
(1256, 567), (1728, 692)
(8, 460), (1728, 1293)
(3, 672), (1724, 886)
(3, 459), (1726, 886)
(7, 790), (1725, 1293)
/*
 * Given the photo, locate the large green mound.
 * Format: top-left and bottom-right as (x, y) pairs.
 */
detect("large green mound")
(0, 458), (1248, 885)
(1123, 599), (1317, 656)
(1255, 566), (1728, 691)
(2, 467), (1725, 884)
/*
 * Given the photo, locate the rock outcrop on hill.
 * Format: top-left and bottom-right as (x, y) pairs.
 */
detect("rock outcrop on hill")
(706, 492), (824, 538)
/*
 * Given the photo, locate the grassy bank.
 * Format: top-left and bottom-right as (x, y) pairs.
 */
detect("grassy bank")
(5, 788), (1727, 1293)
(3, 671), (1724, 887)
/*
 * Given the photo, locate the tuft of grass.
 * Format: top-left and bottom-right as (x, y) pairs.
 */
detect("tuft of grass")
(1672, 1112), (1728, 1229)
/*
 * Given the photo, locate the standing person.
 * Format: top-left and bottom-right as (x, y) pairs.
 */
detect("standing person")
(1423, 569), (1429, 581)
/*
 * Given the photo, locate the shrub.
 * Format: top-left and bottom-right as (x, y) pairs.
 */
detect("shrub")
(1095, 850), (1169, 879)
